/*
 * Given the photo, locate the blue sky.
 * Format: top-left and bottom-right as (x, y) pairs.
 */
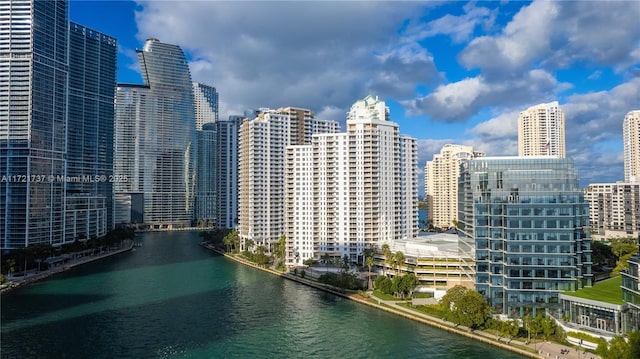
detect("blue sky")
(69, 1), (640, 190)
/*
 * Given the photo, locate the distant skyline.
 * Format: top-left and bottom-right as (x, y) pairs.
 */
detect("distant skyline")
(69, 1), (640, 189)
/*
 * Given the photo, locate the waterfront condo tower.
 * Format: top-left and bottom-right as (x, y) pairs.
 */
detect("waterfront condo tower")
(193, 82), (219, 226)
(215, 115), (243, 229)
(426, 144), (484, 230)
(517, 102), (566, 158)
(238, 108), (339, 251)
(196, 122), (216, 226)
(114, 39), (196, 229)
(1, 0), (116, 248)
(66, 22), (117, 238)
(1, 0), (68, 248)
(284, 95), (419, 265)
(457, 156), (592, 318)
(623, 110), (640, 183)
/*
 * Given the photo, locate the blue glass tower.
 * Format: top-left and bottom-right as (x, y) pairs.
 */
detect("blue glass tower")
(458, 156), (592, 318)
(1, 0), (68, 248)
(114, 39), (196, 228)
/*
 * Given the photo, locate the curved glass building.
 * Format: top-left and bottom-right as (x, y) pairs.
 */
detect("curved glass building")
(114, 39), (196, 228)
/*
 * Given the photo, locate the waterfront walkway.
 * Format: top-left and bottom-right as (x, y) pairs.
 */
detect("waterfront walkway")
(201, 243), (601, 359)
(1, 239), (135, 293)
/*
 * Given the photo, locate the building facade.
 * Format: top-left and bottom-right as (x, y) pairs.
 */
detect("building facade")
(1, 0), (69, 248)
(238, 108), (339, 250)
(623, 110), (640, 182)
(458, 156), (592, 318)
(621, 254), (640, 332)
(195, 123), (216, 226)
(518, 102), (565, 158)
(426, 144), (484, 229)
(584, 182), (640, 238)
(1, 1), (116, 248)
(214, 115), (243, 229)
(193, 82), (218, 130)
(114, 39), (196, 229)
(284, 96), (419, 265)
(66, 22), (117, 238)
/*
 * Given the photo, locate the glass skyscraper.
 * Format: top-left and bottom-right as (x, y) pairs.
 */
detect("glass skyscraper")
(458, 156), (592, 318)
(114, 39), (196, 228)
(1, 0), (68, 248)
(196, 122), (216, 225)
(1, 1), (116, 248)
(67, 22), (117, 236)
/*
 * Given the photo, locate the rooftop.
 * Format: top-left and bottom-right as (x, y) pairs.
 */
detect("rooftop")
(561, 276), (624, 305)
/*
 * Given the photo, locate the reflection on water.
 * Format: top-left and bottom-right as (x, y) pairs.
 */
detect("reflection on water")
(1, 231), (524, 359)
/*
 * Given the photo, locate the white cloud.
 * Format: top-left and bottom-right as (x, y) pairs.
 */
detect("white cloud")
(458, 0), (640, 76)
(133, 1), (437, 119)
(467, 110), (519, 139)
(402, 3), (497, 44)
(404, 69), (565, 121)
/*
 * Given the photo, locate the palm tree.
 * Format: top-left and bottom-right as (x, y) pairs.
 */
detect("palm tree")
(322, 253), (331, 272)
(365, 256), (374, 290)
(341, 254), (350, 272)
(381, 243), (391, 277)
(394, 251), (405, 276)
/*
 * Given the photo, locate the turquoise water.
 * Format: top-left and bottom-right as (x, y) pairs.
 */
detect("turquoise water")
(1, 231), (524, 358)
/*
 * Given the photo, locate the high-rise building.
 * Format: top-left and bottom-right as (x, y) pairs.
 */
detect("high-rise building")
(584, 182), (640, 238)
(623, 110), (640, 182)
(1, 1), (116, 248)
(458, 156), (592, 318)
(193, 82), (219, 226)
(195, 123), (216, 226)
(1, 0), (68, 248)
(238, 107), (339, 250)
(193, 82), (218, 130)
(215, 115), (244, 228)
(518, 101), (565, 158)
(426, 144), (484, 229)
(284, 95), (418, 265)
(114, 39), (196, 229)
(66, 22), (117, 238)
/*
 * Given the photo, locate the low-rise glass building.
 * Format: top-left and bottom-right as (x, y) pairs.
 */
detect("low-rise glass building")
(458, 156), (592, 318)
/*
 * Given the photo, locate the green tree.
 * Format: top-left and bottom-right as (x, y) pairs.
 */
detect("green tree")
(365, 256), (375, 290)
(398, 273), (419, 299)
(254, 246), (269, 267)
(361, 246), (375, 266)
(273, 234), (286, 269)
(303, 258), (315, 266)
(374, 275), (392, 294)
(596, 331), (640, 359)
(244, 237), (254, 253)
(381, 243), (391, 276)
(628, 330), (640, 359)
(528, 314), (556, 342)
(222, 230), (240, 253)
(322, 253), (331, 273)
(393, 251), (405, 276)
(449, 290), (490, 329)
(439, 285), (469, 312)
(5, 258), (16, 276)
(341, 254), (350, 272)
(591, 240), (615, 267)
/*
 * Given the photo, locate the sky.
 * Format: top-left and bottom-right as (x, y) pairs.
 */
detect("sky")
(69, 0), (640, 191)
